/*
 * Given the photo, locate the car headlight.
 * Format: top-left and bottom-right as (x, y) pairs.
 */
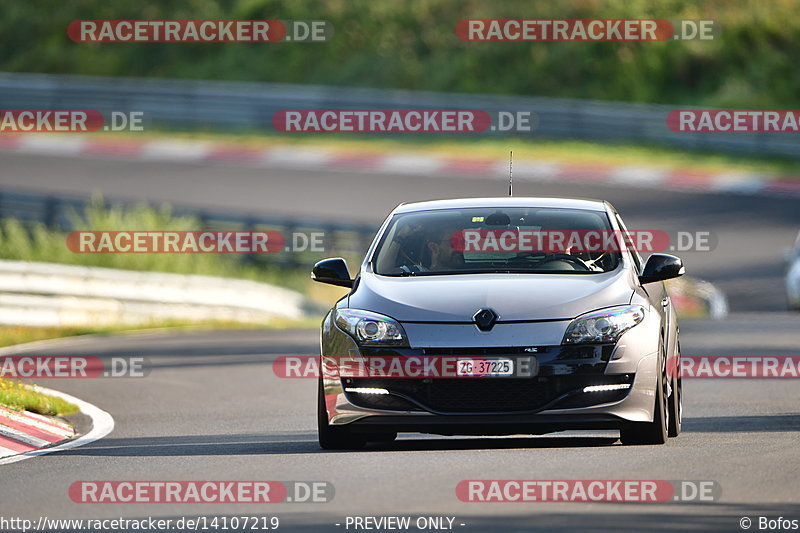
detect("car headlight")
(335, 309), (408, 346)
(562, 305), (645, 344)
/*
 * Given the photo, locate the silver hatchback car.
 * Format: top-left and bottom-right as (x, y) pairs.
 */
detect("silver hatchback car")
(313, 197), (684, 448)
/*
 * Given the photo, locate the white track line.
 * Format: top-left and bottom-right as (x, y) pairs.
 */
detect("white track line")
(0, 385), (114, 466)
(0, 445), (19, 457)
(140, 140), (212, 161)
(16, 135), (88, 155)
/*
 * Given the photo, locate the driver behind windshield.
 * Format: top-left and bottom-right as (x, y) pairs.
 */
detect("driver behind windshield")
(381, 221), (465, 273)
(374, 208), (619, 275)
(425, 225), (465, 271)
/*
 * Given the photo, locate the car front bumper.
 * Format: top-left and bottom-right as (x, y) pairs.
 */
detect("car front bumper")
(322, 350), (659, 432)
(320, 310), (662, 433)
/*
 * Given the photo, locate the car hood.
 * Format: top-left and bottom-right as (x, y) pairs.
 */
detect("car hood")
(347, 268), (635, 322)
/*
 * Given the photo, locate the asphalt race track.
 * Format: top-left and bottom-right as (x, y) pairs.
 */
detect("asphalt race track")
(1, 319), (799, 532)
(1, 152), (799, 532)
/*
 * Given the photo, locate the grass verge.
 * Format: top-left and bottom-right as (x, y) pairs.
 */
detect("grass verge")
(0, 379), (79, 416)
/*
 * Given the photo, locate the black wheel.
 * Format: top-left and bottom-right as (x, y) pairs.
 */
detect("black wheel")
(667, 345), (683, 438)
(366, 432), (397, 443)
(317, 378), (366, 450)
(667, 374), (682, 437)
(620, 358), (669, 445)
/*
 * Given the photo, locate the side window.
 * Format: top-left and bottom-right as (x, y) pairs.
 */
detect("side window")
(614, 213), (643, 273)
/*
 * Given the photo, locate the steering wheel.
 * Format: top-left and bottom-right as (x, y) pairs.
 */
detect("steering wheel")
(532, 253), (591, 271)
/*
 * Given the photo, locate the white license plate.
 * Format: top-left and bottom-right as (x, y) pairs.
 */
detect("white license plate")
(456, 358), (514, 377)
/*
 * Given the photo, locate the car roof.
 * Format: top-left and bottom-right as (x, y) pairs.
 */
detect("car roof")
(392, 197), (610, 214)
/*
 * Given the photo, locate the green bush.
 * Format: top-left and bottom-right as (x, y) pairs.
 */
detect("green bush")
(1, 0), (797, 107)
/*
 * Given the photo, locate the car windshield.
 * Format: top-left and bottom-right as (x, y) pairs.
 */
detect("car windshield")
(373, 207), (622, 276)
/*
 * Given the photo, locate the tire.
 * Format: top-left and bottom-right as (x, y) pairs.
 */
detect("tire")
(367, 432), (398, 443)
(667, 348), (683, 438)
(620, 359), (669, 445)
(317, 378), (366, 450)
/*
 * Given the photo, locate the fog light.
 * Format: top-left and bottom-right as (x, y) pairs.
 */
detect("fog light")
(583, 383), (631, 393)
(344, 387), (390, 395)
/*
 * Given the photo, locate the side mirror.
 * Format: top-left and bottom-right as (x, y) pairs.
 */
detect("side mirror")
(312, 258), (353, 288)
(639, 253), (685, 284)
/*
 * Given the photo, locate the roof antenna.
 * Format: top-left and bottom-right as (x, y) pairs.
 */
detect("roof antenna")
(508, 150), (513, 196)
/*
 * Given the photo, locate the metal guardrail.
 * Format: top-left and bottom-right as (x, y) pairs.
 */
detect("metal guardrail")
(0, 72), (797, 158)
(0, 259), (306, 327)
(0, 189), (378, 269)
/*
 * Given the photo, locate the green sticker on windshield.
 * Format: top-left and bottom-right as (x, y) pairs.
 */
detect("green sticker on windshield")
(472, 216), (485, 222)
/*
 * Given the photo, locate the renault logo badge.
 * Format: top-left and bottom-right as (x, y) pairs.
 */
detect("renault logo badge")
(473, 308), (498, 331)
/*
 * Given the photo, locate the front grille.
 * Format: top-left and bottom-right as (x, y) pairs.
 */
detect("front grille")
(345, 374), (630, 414)
(425, 379), (551, 412)
(419, 345), (614, 362)
(422, 347), (542, 356)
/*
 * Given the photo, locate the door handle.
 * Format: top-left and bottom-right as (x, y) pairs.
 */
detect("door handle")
(661, 297), (669, 307)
